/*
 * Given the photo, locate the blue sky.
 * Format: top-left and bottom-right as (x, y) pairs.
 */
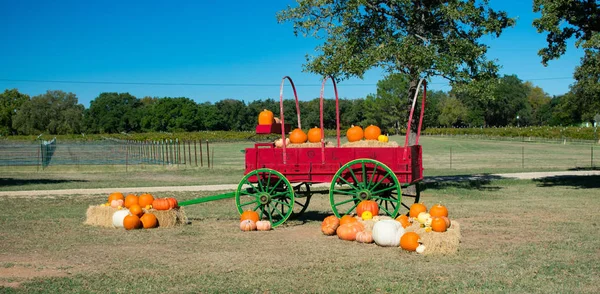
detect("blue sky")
(0, 0), (584, 108)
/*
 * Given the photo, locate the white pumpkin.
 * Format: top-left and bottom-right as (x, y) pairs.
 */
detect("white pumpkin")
(372, 220), (405, 247)
(112, 210), (130, 228)
(416, 244), (426, 254)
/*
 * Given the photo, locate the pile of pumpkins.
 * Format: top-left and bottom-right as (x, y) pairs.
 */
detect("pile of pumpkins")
(103, 192), (179, 230)
(321, 200), (451, 253)
(238, 211), (272, 231)
(259, 109), (389, 147)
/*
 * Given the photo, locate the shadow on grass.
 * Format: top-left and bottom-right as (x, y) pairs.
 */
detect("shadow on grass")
(533, 175), (600, 189)
(422, 174), (503, 191)
(0, 178), (87, 187)
(291, 211), (333, 224)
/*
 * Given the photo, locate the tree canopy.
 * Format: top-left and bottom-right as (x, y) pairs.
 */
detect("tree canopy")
(277, 0), (514, 83)
(533, 0), (599, 65)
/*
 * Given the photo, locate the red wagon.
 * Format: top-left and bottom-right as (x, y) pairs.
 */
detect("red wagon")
(235, 76), (427, 227)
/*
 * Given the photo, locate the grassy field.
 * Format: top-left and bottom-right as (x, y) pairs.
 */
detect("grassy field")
(0, 176), (599, 293)
(1, 136), (597, 191)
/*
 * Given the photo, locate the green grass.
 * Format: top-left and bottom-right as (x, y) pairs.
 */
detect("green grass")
(0, 177), (599, 292)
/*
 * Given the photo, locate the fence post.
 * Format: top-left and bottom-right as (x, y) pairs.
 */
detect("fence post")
(206, 140), (210, 168)
(199, 139), (203, 167)
(592, 145), (594, 169)
(188, 140), (192, 166)
(182, 140), (186, 165)
(194, 140), (198, 167)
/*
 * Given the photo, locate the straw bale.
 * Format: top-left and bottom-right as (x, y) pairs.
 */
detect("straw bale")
(144, 208), (188, 228)
(342, 140), (399, 147)
(85, 205), (119, 227)
(405, 221), (461, 255)
(84, 205), (187, 228)
(285, 141), (335, 148)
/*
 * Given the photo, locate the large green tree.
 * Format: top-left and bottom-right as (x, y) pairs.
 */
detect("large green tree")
(278, 0), (514, 141)
(0, 89), (29, 136)
(534, 0), (599, 124)
(86, 92), (142, 133)
(533, 0), (599, 65)
(12, 90), (84, 135)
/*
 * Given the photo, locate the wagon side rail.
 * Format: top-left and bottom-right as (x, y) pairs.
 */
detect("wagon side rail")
(278, 76), (303, 164)
(403, 79), (427, 159)
(319, 76), (342, 164)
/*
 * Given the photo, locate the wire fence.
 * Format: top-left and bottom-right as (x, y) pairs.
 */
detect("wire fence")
(0, 138), (215, 170)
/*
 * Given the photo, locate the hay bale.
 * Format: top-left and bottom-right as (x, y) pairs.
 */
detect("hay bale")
(144, 208), (188, 228)
(342, 140), (399, 147)
(85, 205), (119, 227)
(285, 141), (335, 148)
(405, 221), (461, 255)
(84, 205), (187, 228)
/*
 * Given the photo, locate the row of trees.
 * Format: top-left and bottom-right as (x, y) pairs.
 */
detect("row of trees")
(0, 71), (592, 136)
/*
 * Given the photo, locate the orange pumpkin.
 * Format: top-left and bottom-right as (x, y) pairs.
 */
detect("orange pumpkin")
(129, 204), (143, 217)
(289, 128), (308, 144)
(167, 197), (178, 209)
(307, 127), (322, 143)
(431, 217), (447, 232)
(429, 204), (448, 217)
(356, 200), (379, 217)
(409, 203), (427, 218)
(123, 215), (142, 230)
(124, 194), (139, 208)
(395, 214), (411, 228)
(400, 232), (420, 251)
(152, 198), (171, 210)
(336, 222), (365, 241)
(339, 215), (358, 226)
(346, 125), (364, 142)
(364, 125), (381, 140)
(240, 210), (260, 223)
(140, 213), (158, 229)
(258, 109), (274, 125)
(138, 193), (154, 208)
(321, 215), (340, 235)
(108, 192), (124, 203)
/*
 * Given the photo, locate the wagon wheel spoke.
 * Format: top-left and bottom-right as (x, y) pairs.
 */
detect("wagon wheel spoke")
(332, 189), (358, 196)
(344, 201), (361, 216)
(268, 178), (284, 194)
(336, 175), (360, 191)
(367, 163), (380, 187)
(368, 171), (394, 192)
(239, 199), (258, 207)
(334, 197), (361, 206)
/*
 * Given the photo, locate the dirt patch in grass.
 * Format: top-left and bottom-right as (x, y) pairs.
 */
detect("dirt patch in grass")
(0, 258), (74, 289)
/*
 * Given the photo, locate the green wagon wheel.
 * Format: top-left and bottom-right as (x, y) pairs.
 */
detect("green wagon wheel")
(236, 168), (294, 227)
(329, 159), (401, 218)
(290, 182), (312, 218)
